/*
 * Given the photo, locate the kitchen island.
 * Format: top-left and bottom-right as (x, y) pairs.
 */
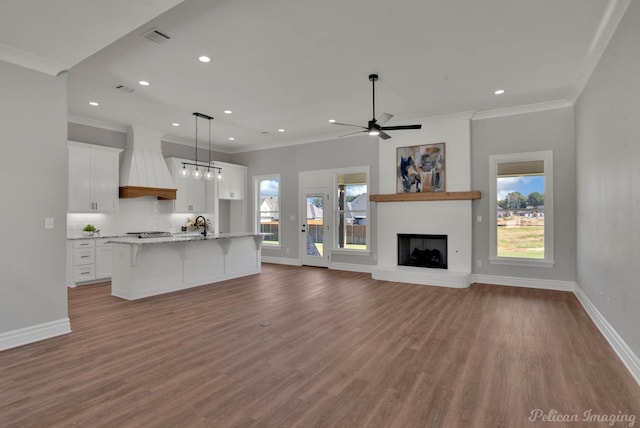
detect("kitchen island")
(109, 233), (264, 300)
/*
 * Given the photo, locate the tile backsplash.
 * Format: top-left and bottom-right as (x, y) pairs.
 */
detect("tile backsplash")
(67, 197), (214, 236)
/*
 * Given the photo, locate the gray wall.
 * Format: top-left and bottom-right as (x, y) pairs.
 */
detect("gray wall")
(471, 107), (576, 281)
(574, 0), (640, 356)
(0, 61), (68, 333)
(231, 134), (379, 266)
(68, 123), (126, 149)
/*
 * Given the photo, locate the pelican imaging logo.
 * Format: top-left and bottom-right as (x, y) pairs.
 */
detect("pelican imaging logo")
(528, 409), (636, 426)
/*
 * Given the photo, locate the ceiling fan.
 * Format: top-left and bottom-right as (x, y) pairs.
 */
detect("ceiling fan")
(332, 74), (422, 140)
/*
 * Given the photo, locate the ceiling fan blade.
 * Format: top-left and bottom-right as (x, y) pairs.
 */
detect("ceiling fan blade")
(379, 131), (392, 140)
(339, 130), (366, 138)
(380, 124), (422, 131)
(377, 113), (393, 125)
(332, 122), (366, 129)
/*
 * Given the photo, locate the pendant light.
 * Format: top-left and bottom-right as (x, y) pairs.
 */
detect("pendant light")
(203, 119), (215, 181)
(181, 112), (223, 180)
(191, 113), (203, 180)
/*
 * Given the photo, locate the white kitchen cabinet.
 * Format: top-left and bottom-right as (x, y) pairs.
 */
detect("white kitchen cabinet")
(166, 158), (206, 213)
(95, 239), (113, 279)
(217, 162), (246, 200)
(67, 238), (113, 286)
(68, 141), (121, 212)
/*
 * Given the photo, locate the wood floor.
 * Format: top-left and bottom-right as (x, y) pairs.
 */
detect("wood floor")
(1, 264), (639, 427)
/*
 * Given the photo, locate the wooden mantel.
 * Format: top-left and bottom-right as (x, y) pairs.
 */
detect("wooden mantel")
(369, 191), (481, 202)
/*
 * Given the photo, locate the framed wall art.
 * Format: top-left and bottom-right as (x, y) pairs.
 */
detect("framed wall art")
(397, 142), (445, 193)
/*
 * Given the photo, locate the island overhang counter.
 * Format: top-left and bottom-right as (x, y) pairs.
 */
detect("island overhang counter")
(108, 233), (265, 300)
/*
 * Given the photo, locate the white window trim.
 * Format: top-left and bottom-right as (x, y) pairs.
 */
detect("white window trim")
(332, 165), (370, 253)
(254, 174), (281, 248)
(488, 150), (554, 268)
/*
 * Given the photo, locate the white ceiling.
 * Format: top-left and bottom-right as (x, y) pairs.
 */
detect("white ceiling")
(1, 0), (631, 153)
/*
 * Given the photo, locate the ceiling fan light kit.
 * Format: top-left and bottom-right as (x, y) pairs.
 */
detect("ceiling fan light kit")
(332, 73), (422, 140)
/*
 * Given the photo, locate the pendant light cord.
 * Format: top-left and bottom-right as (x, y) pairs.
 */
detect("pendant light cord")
(194, 114), (199, 167)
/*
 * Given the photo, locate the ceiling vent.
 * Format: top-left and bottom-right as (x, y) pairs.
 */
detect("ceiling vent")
(114, 84), (135, 93)
(142, 28), (171, 44)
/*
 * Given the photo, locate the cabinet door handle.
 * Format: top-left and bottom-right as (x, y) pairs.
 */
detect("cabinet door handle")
(80, 255), (90, 258)
(81, 271), (91, 275)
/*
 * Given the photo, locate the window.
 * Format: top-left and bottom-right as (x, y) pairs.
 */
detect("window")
(335, 172), (368, 251)
(255, 175), (280, 246)
(489, 151), (554, 267)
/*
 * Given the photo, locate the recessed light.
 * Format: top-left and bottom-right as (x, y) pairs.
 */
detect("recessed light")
(494, 89), (505, 95)
(198, 56), (211, 63)
(328, 119), (336, 123)
(89, 101), (99, 106)
(228, 137), (235, 141)
(172, 123), (180, 127)
(278, 128), (285, 132)
(138, 80), (150, 86)
(224, 110), (232, 114)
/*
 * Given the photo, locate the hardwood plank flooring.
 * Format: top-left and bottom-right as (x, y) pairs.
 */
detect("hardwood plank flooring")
(1, 264), (639, 427)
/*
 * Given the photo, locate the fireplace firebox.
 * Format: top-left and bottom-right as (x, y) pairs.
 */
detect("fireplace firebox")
(397, 234), (447, 269)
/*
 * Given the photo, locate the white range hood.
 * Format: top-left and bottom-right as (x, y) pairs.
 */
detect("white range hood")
(119, 125), (177, 200)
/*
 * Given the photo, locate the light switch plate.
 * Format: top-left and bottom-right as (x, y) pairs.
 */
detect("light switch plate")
(45, 217), (55, 229)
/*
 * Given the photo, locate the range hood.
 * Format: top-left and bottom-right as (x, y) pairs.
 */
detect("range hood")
(119, 125), (177, 200)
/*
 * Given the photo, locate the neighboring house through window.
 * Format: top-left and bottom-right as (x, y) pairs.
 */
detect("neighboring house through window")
(255, 175), (280, 246)
(336, 171), (369, 251)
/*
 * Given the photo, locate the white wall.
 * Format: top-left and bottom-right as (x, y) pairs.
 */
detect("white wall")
(0, 61), (69, 347)
(373, 114), (473, 287)
(575, 0), (640, 357)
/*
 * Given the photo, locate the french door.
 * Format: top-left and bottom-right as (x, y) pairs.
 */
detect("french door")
(301, 187), (331, 267)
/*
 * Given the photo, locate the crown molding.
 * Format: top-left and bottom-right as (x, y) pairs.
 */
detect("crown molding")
(67, 114), (128, 133)
(471, 99), (573, 121)
(0, 43), (69, 76)
(568, 0), (633, 103)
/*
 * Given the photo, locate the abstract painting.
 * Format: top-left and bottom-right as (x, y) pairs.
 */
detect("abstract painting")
(397, 142), (446, 193)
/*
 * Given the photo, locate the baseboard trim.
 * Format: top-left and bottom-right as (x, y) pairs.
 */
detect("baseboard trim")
(329, 262), (374, 273)
(574, 286), (640, 385)
(0, 318), (71, 352)
(471, 274), (576, 292)
(261, 256), (302, 266)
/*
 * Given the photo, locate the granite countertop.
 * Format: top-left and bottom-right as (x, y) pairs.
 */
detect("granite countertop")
(107, 232), (267, 245)
(67, 233), (129, 240)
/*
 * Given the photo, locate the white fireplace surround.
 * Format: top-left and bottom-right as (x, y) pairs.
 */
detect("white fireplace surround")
(372, 113), (474, 288)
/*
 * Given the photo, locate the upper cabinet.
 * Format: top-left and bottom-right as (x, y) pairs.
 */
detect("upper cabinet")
(217, 162), (247, 200)
(68, 142), (122, 213)
(166, 157), (206, 213)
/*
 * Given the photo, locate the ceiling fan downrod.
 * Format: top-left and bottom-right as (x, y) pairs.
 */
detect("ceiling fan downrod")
(369, 74), (378, 123)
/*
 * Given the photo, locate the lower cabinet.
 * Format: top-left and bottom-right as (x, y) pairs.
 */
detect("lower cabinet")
(67, 238), (113, 286)
(95, 240), (113, 279)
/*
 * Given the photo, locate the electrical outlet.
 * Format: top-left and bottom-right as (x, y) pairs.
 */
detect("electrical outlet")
(477, 215), (482, 222)
(476, 260), (482, 268)
(45, 217), (54, 229)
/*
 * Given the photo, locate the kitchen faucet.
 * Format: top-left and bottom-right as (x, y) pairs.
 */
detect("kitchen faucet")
(195, 215), (208, 237)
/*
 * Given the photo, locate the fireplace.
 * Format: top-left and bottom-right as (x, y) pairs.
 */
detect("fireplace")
(397, 234), (447, 269)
